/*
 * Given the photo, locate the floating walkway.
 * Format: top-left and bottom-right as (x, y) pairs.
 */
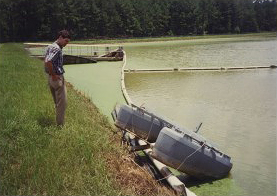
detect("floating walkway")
(24, 42), (124, 63)
(124, 65), (277, 73)
(26, 46), (123, 64)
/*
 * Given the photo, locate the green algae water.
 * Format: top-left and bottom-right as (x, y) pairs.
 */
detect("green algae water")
(64, 61), (125, 122)
(123, 37), (277, 196)
(65, 35), (276, 196)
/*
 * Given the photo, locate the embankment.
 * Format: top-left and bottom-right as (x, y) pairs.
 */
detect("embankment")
(0, 43), (173, 196)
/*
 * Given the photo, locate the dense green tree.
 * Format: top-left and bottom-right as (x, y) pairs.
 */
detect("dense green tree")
(169, 0), (197, 35)
(0, 0), (9, 42)
(195, 0), (216, 34)
(262, 0), (277, 31)
(254, 0), (266, 31)
(0, 0), (276, 42)
(237, 0), (259, 32)
(213, 0), (233, 33)
(150, 1), (170, 36)
(116, 0), (141, 36)
(132, 0), (154, 36)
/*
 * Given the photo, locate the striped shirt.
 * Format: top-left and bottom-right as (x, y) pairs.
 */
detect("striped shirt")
(44, 42), (64, 75)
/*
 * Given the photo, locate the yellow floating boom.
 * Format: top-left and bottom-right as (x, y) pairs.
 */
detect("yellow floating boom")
(124, 65), (276, 73)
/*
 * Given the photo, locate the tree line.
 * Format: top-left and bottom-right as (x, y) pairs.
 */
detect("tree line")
(0, 0), (276, 42)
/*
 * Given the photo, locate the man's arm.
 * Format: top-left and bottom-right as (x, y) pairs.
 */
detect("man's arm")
(45, 61), (58, 81)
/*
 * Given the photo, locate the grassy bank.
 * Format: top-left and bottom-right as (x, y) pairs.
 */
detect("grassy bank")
(73, 32), (276, 44)
(0, 44), (172, 195)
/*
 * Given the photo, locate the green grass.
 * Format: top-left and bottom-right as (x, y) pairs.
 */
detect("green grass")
(0, 43), (121, 195)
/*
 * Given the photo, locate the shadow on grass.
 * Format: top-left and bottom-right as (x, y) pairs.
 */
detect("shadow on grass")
(37, 116), (55, 128)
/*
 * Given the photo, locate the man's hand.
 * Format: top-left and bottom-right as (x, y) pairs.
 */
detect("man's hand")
(51, 74), (58, 81)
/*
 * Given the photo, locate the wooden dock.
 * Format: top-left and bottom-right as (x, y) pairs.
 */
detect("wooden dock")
(25, 42), (124, 63)
(124, 65), (277, 73)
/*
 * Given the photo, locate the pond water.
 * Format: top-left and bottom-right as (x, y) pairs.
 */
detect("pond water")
(65, 61), (125, 122)
(65, 35), (276, 196)
(123, 37), (277, 196)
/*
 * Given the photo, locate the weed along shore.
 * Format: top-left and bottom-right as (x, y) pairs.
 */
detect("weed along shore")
(0, 43), (173, 195)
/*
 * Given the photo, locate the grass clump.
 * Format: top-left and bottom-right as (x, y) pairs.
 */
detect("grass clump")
(0, 43), (173, 196)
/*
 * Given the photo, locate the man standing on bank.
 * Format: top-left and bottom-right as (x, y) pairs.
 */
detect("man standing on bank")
(45, 30), (70, 126)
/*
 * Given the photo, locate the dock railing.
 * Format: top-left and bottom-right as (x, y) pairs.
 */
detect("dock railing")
(24, 43), (120, 58)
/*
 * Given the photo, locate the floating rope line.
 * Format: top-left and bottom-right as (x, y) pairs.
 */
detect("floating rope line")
(146, 118), (155, 141)
(124, 65), (277, 73)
